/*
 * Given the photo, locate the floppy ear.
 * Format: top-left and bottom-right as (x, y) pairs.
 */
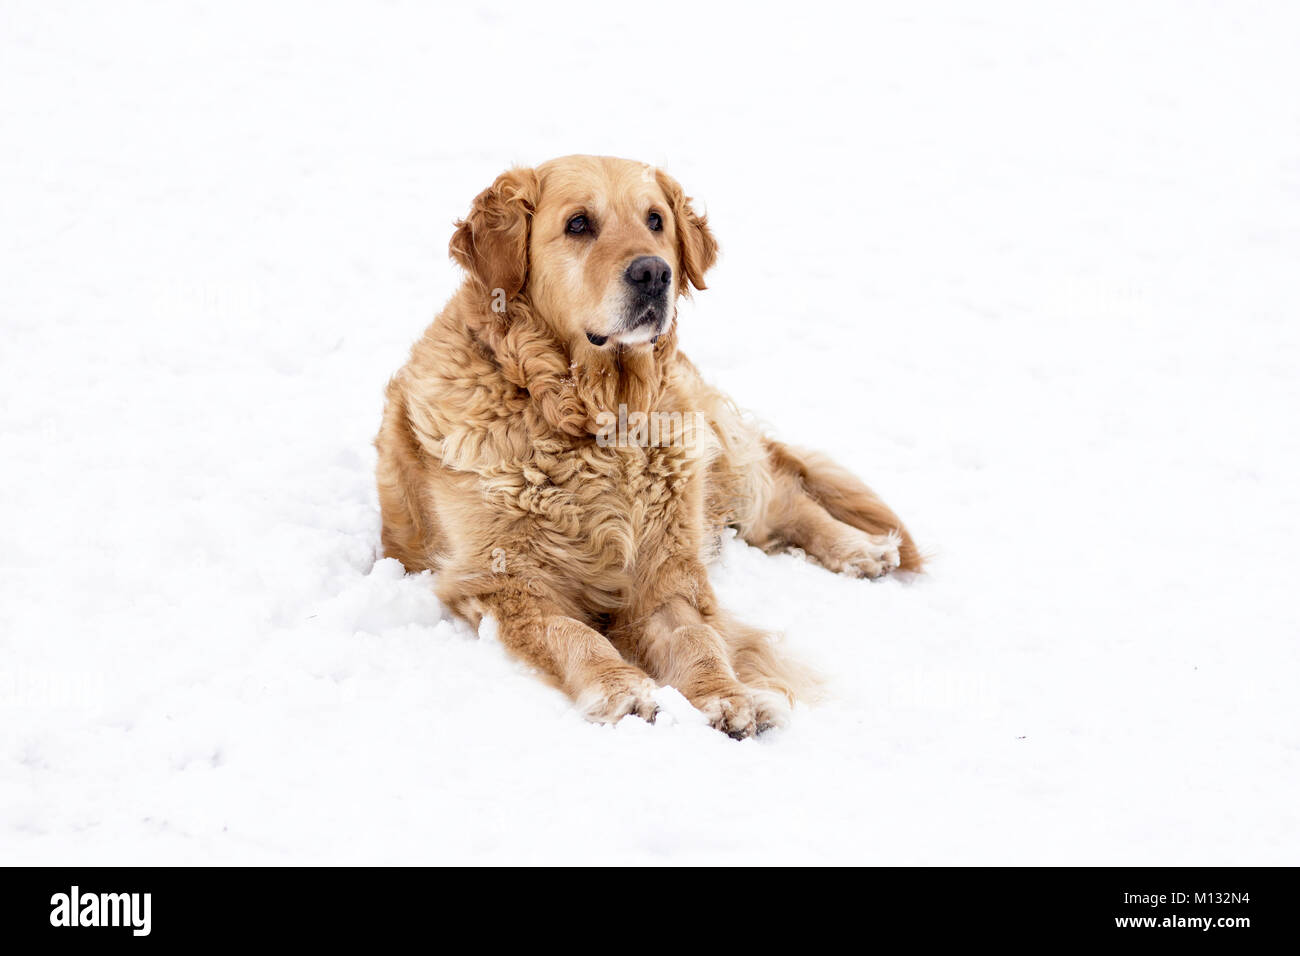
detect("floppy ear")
(449, 166), (540, 299)
(656, 169), (718, 293)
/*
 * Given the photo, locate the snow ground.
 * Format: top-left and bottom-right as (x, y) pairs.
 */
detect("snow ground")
(2, 1), (1298, 865)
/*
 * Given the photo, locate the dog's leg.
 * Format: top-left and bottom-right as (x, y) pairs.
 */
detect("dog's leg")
(613, 555), (797, 737)
(752, 440), (923, 574)
(622, 594), (766, 738)
(762, 481), (904, 578)
(473, 583), (660, 725)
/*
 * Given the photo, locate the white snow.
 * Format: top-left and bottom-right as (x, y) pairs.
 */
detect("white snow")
(2, 1), (1297, 864)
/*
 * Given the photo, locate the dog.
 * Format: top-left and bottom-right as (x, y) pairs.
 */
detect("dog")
(375, 155), (921, 738)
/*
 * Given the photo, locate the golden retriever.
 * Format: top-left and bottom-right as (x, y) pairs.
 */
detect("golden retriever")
(376, 155), (921, 738)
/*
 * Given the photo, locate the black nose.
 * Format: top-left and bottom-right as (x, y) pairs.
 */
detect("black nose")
(624, 256), (672, 295)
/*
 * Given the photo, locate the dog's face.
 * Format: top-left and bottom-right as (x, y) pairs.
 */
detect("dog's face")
(530, 157), (683, 348)
(451, 156), (718, 350)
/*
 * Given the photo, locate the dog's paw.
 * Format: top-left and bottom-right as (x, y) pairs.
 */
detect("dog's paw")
(838, 529), (902, 579)
(696, 687), (759, 740)
(577, 672), (660, 725)
(751, 689), (793, 734)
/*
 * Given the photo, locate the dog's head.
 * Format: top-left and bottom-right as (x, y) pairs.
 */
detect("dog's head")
(450, 156), (717, 349)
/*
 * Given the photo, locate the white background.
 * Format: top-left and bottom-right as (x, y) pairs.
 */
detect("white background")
(2, 0), (1297, 864)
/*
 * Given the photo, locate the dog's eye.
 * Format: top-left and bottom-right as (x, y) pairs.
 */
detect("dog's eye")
(565, 215), (589, 236)
(647, 212), (663, 232)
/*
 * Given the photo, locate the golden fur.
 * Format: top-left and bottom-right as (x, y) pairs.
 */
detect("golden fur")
(376, 155), (921, 737)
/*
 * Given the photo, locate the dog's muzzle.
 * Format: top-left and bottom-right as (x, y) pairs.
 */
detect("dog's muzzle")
(619, 255), (671, 338)
(585, 257), (673, 347)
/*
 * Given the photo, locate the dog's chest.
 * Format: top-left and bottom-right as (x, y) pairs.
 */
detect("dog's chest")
(496, 438), (703, 577)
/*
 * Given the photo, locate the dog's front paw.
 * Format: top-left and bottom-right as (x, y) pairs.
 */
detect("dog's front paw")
(751, 689), (792, 734)
(577, 671), (660, 725)
(696, 686), (759, 739)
